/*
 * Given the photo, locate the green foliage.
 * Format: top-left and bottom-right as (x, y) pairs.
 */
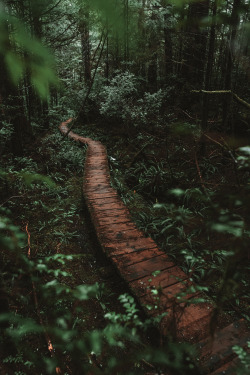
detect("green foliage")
(111, 125), (250, 316)
(41, 133), (85, 173)
(0, 10), (58, 98)
(0, 124), (198, 374)
(0, 0), (249, 371)
(233, 342), (250, 375)
(135, 162), (169, 196)
(98, 71), (169, 128)
(0, 207), (26, 251)
(83, 0), (124, 31)
(134, 89), (166, 126)
(105, 294), (143, 328)
(0, 120), (13, 146)
(83, 0), (139, 42)
(0, 221), (195, 374)
(100, 71), (138, 120)
(210, 212), (244, 238)
(0, 209), (139, 373)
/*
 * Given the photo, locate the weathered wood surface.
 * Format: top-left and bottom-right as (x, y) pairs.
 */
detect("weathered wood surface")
(60, 119), (249, 374)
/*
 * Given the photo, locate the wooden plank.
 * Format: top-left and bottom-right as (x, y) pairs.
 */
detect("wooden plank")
(84, 190), (118, 199)
(92, 214), (131, 226)
(61, 121), (250, 370)
(129, 266), (188, 297)
(96, 221), (138, 232)
(139, 285), (201, 312)
(85, 192), (119, 200)
(112, 248), (165, 267)
(118, 254), (175, 282)
(88, 201), (127, 210)
(98, 228), (144, 243)
(198, 319), (250, 374)
(149, 302), (213, 342)
(104, 237), (158, 254)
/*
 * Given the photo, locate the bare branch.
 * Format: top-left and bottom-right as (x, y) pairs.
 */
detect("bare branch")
(191, 90), (250, 110)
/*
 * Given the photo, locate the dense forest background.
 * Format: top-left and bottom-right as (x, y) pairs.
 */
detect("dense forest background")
(0, 0), (250, 374)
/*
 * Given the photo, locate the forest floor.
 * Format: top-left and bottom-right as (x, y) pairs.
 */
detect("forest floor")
(80, 119), (250, 317)
(1, 118), (250, 374)
(1, 127), (163, 374)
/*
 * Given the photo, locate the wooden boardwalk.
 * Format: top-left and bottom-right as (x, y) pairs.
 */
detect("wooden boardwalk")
(60, 119), (250, 374)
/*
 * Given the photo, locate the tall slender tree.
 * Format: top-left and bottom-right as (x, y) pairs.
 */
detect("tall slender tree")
(222, 0), (241, 131)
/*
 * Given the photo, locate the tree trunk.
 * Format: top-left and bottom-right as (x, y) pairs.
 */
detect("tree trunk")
(79, 3), (91, 85)
(201, 0), (217, 132)
(222, 0), (241, 132)
(105, 34), (109, 80)
(27, 0), (44, 124)
(0, 16), (24, 156)
(137, 0), (146, 79)
(163, 10), (173, 79)
(124, 0), (129, 63)
(147, 9), (158, 92)
(182, 0), (210, 88)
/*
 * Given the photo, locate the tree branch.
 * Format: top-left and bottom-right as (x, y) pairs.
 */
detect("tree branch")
(191, 90), (250, 110)
(41, 0), (63, 16)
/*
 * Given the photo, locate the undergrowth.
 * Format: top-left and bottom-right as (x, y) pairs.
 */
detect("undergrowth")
(0, 121), (199, 374)
(107, 123), (250, 326)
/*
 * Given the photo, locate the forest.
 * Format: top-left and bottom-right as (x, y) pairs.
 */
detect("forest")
(0, 0), (250, 374)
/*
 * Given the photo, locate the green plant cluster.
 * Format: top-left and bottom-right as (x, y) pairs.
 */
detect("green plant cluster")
(1, 119), (200, 374)
(1, 0), (249, 372)
(108, 124), (250, 325)
(96, 71), (170, 129)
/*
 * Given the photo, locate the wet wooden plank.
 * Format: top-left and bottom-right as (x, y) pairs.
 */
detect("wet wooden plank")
(198, 320), (250, 374)
(84, 164), (109, 171)
(84, 190), (118, 199)
(88, 201), (127, 210)
(60, 121), (250, 372)
(86, 196), (122, 205)
(118, 254), (175, 282)
(98, 228), (144, 243)
(129, 266), (189, 297)
(96, 221), (138, 233)
(149, 302), (213, 342)
(112, 248), (166, 267)
(208, 358), (238, 375)
(104, 237), (158, 255)
(85, 178), (110, 184)
(139, 285), (201, 313)
(84, 191), (119, 200)
(92, 213), (131, 226)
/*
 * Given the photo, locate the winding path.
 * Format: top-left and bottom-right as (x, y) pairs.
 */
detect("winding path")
(60, 119), (249, 374)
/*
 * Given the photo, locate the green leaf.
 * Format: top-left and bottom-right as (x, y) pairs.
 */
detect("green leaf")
(74, 283), (99, 300)
(152, 270), (161, 277)
(169, 188), (184, 197)
(0, 11), (58, 98)
(5, 51), (24, 84)
(211, 222), (244, 237)
(20, 172), (56, 188)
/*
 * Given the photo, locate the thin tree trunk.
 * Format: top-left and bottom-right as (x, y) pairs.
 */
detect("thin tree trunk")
(201, 0), (217, 132)
(124, 0), (129, 64)
(182, 0), (210, 88)
(105, 33), (109, 80)
(137, 0), (146, 78)
(79, 3), (91, 85)
(163, 11), (173, 79)
(0, 16), (24, 156)
(222, 0), (241, 132)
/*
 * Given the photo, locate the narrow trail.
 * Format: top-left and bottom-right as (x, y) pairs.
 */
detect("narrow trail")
(59, 119), (250, 374)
